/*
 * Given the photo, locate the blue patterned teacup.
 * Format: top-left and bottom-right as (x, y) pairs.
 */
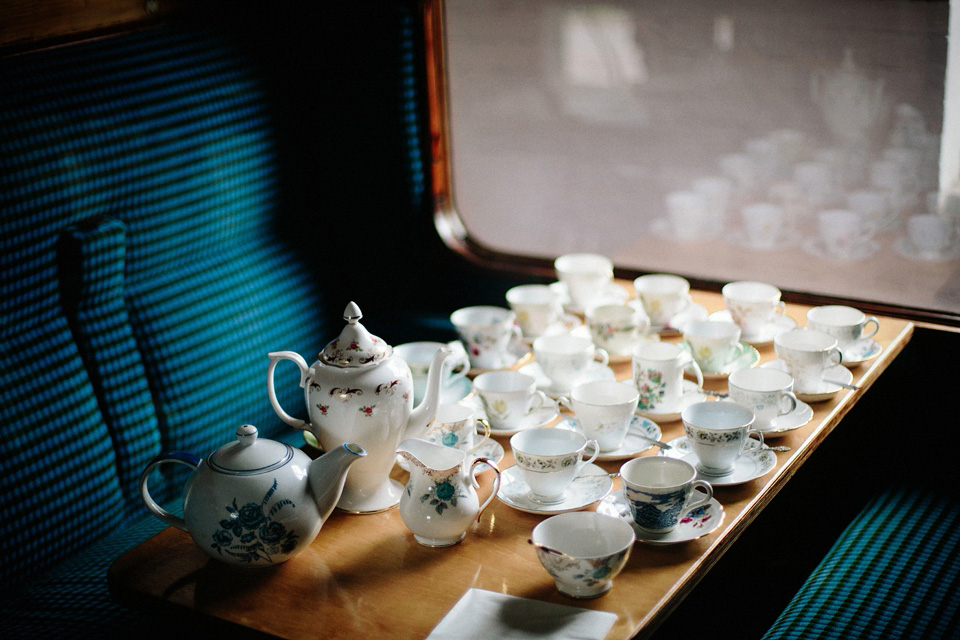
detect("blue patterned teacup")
(620, 457), (713, 534)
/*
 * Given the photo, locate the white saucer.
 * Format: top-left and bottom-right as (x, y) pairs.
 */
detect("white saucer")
(470, 439), (505, 473)
(801, 237), (881, 262)
(757, 399), (814, 436)
(894, 235), (960, 262)
(596, 490), (724, 545)
(761, 360), (854, 402)
(636, 380), (712, 423)
(522, 313), (583, 343)
(653, 303), (710, 335)
(651, 217), (722, 243)
(549, 281), (629, 315)
(462, 394), (561, 436)
(466, 343), (534, 376)
(679, 341), (760, 380)
(555, 414), (663, 460)
(496, 463), (613, 515)
(661, 437), (777, 486)
(841, 338), (882, 367)
(727, 228), (798, 252)
(708, 310), (797, 346)
(519, 361), (617, 398)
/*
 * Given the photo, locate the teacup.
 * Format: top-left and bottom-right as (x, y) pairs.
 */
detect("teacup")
(693, 176), (733, 219)
(423, 402), (491, 455)
(681, 401), (763, 476)
(806, 305), (879, 352)
(531, 512), (634, 599)
(559, 380), (639, 452)
(680, 320), (744, 374)
(773, 329), (843, 394)
(818, 209), (874, 259)
(394, 341), (471, 403)
(533, 334), (609, 394)
(664, 190), (710, 239)
(741, 202), (784, 249)
(727, 368), (797, 430)
(510, 429), (599, 504)
(721, 280), (786, 338)
(473, 371), (548, 431)
(450, 306), (522, 370)
(632, 341), (703, 414)
(620, 456), (713, 533)
(586, 303), (650, 357)
(633, 274), (692, 327)
(554, 253), (613, 310)
(847, 189), (891, 229)
(907, 214), (955, 257)
(506, 284), (563, 338)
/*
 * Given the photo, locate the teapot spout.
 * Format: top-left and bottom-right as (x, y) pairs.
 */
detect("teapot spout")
(406, 347), (453, 440)
(308, 442), (367, 523)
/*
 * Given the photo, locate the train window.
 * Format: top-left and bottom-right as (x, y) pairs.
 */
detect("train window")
(430, 0), (958, 324)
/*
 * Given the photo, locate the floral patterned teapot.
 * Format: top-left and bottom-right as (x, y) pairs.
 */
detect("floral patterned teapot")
(267, 302), (452, 514)
(140, 424), (366, 566)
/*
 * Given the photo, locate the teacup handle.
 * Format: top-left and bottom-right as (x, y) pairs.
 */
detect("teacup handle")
(861, 317), (879, 340)
(445, 341), (472, 380)
(774, 300), (786, 318)
(684, 355), (705, 390)
(778, 391), (798, 417)
(593, 348), (609, 367)
(826, 348), (843, 368)
(580, 439), (600, 468)
(528, 390), (549, 413)
(683, 480), (713, 514)
(469, 457), (501, 520)
(743, 428), (764, 454)
(467, 419), (492, 455)
(556, 395), (572, 413)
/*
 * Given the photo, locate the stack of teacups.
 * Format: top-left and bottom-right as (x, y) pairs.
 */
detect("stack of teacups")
(554, 253), (613, 311)
(633, 274), (693, 328)
(632, 341), (703, 415)
(559, 380), (639, 452)
(473, 371), (548, 432)
(510, 429), (599, 504)
(681, 401), (763, 476)
(532, 334), (609, 396)
(450, 306), (523, 370)
(422, 402), (491, 456)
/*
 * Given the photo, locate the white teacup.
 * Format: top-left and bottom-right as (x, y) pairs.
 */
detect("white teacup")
(847, 189), (891, 229)
(510, 428), (599, 504)
(423, 402), (491, 455)
(721, 280), (786, 338)
(450, 306), (522, 370)
(907, 214), (955, 257)
(632, 341), (703, 414)
(773, 329), (843, 394)
(741, 202), (784, 249)
(554, 253), (613, 310)
(806, 305), (879, 352)
(559, 380), (639, 452)
(394, 341), (471, 403)
(506, 284), (562, 338)
(681, 401), (763, 476)
(620, 456), (713, 533)
(633, 274), (692, 328)
(727, 368), (797, 430)
(681, 320), (744, 374)
(473, 371), (548, 431)
(664, 190), (710, 239)
(533, 334), (609, 395)
(693, 176), (733, 219)
(818, 209), (874, 258)
(586, 303), (650, 357)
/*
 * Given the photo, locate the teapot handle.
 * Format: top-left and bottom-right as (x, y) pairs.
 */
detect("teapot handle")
(267, 351), (311, 430)
(140, 452), (201, 532)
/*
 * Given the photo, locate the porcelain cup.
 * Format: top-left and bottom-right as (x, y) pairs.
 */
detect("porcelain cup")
(423, 402), (491, 455)
(633, 274), (693, 327)
(450, 306), (523, 370)
(554, 253), (613, 310)
(510, 429), (599, 504)
(806, 305), (879, 352)
(473, 371), (548, 431)
(394, 341), (470, 403)
(741, 202), (785, 249)
(907, 214), (954, 257)
(533, 334), (609, 394)
(559, 380), (639, 452)
(721, 280), (786, 337)
(773, 329), (843, 394)
(664, 190), (710, 239)
(681, 401), (763, 476)
(727, 368), (797, 430)
(693, 176), (733, 219)
(847, 189), (891, 229)
(506, 284), (562, 338)
(818, 209), (874, 259)
(586, 303), (650, 357)
(632, 341), (703, 414)
(620, 456), (713, 533)
(680, 320), (744, 374)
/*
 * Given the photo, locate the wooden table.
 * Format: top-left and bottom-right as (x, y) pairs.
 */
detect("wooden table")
(108, 288), (914, 639)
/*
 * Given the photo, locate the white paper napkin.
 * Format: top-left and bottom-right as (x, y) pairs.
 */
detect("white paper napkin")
(427, 588), (618, 640)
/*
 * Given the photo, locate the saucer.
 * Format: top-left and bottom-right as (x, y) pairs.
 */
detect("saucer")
(555, 414), (663, 460)
(894, 236), (960, 262)
(651, 217), (722, 243)
(652, 303), (710, 335)
(522, 313), (582, 342)
(761, 399), (814, 436)
(708, 310), (797, 346)
(636, 380), (712, 423)
(727, 228), (798, 252)
(801, 237), (881, 262)
(470, 439), (505, 473)
(596, 490), (724, 546)
(496, 463), (613, 515)
(679, 341), (760, 379)
(761, 360), (854, 403)
(841, 338), (883, 367)
(549, 281), (629, 315)
(519, 361), (617, 398)
(462, 394), (561, 436)
(466, 343), (534, 376)
(661, 437), (777, 486)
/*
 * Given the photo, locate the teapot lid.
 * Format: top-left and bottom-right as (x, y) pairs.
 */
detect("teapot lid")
(319, 302), (392, 368)
(208, 425), (294, 474)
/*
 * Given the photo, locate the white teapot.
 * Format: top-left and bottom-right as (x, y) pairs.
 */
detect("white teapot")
(811, 48), (889, 149)
(267, 302), (452, 513)
(140, 424), (366, 566)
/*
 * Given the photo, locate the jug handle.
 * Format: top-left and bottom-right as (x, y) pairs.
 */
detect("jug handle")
(267, 351), (311, 430)
(140, 452), (200, 532)
(470, 457), (501, 521)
